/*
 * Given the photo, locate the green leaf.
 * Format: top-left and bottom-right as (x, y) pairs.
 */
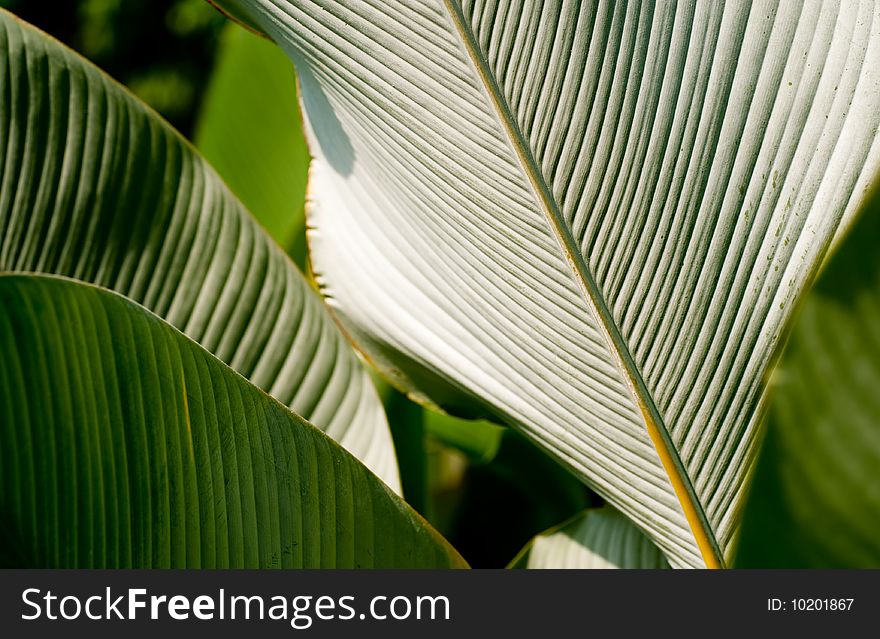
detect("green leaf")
(735, 181), (880, 568)
(195, 21), (310, 260)
(216, 0), (880, 566)
(424, 412), (504, 465)
(510, 506), (670, 569)
(384, 385), (428, 515)
(0, 274), (464, 568)
(0, 9), (398, 490)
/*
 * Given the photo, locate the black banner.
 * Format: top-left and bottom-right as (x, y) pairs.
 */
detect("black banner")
(0, 570), (876, 637)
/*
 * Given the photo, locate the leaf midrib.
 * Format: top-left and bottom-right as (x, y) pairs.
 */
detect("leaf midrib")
(441, 0), (723, 568)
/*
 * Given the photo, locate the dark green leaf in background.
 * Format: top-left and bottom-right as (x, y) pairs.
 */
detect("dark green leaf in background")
(736, 182), (880, 568)
(195, 21), (310, 262)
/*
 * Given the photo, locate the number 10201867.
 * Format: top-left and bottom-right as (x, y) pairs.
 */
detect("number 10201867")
(767, 598), (854, 612)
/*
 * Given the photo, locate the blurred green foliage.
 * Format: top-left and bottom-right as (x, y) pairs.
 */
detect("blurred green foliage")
(0, 0), (225, 135)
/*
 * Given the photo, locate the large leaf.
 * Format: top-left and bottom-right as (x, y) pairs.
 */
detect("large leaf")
(0, 10), (398, 490)
(194, 21), (310, 260)
(215, 0), (880, 567)
(0, 274), (463, 568)
(510, 506), (670, 569)
(735, 181), (880, 568)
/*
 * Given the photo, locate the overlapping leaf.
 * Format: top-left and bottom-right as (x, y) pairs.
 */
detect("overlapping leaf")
(0, 10), (398, 490)
(0, 274), (462, 567)
(215, 0), (880, 566)
(510, 507), (669, 569)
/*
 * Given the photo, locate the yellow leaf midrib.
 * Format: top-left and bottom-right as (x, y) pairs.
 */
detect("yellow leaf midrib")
(441, 0), (723, 569)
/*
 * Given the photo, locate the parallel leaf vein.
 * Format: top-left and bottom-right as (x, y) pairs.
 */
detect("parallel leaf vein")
(441, 0), (723, 568)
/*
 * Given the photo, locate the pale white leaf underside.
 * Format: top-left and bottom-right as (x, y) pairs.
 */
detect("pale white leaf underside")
(223, 0), (880, 567)
(517, 507), (670, 569)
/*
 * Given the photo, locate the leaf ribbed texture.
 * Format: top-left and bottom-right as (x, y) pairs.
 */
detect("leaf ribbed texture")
(217, 0), (880, 566)
(512, 507), (670, 569)
(0, 11), (398, 490)
(0, 274), (462, 567)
